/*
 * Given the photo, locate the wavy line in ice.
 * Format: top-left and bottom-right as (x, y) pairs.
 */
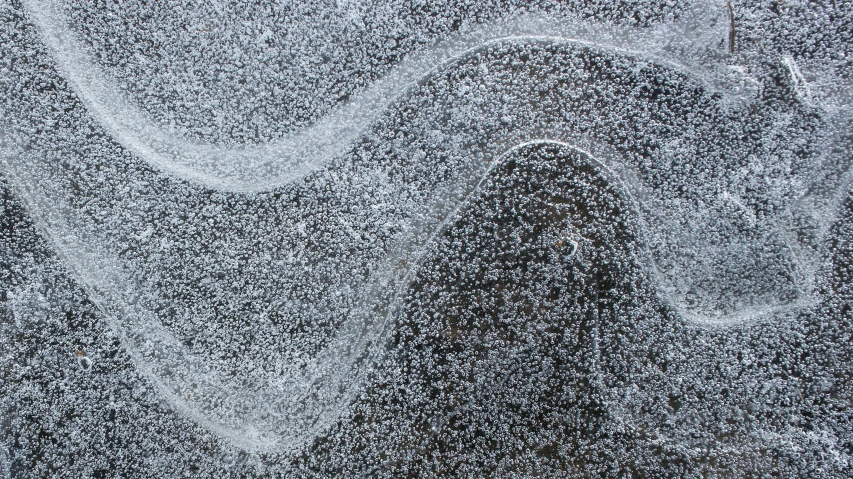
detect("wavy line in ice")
(2, 134), (640, 453)
(7, 1), (846, 454)
(24, 0), (735, 193)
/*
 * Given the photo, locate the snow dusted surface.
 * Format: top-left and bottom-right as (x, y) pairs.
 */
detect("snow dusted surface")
(1, 0), (852, 476)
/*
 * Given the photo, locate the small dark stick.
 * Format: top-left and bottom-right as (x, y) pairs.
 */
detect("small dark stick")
(727, 2), (736, 53)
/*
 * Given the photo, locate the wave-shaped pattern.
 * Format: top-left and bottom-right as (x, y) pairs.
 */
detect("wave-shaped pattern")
(25, 0), (735, 193)
(2, 0), (852, 457)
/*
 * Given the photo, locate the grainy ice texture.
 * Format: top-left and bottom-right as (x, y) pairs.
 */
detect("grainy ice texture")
(1, 0), (853, 477)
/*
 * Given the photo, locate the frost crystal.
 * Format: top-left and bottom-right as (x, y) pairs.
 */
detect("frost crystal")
(1, 0), (852, 476)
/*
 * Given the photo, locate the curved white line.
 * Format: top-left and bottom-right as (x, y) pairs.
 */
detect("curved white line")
(23, 0), (732, 193)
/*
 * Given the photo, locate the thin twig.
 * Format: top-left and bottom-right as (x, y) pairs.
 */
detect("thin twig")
(727, 2), (736, 54)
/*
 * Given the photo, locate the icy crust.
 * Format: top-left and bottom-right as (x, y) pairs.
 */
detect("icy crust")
(1, 0), (853, 475)
(4, 2), (853, 452)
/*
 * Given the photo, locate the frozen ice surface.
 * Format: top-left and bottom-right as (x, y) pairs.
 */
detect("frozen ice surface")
(1, 0), (852, 476)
